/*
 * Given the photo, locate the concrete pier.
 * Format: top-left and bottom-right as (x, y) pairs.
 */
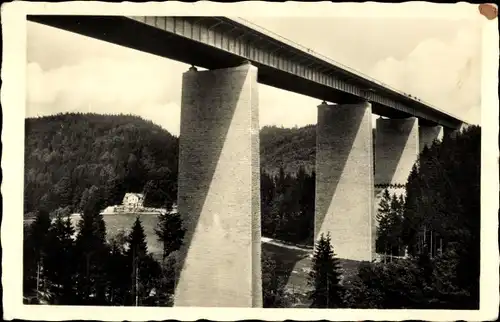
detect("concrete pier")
(375, 117), (419, 187)
(315, 101), (375, 261)
(444, 122), (468, 138)
(174, 63), (262, 307)
(419, 125), (444, 153)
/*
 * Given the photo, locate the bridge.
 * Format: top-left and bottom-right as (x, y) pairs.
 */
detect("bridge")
(28, 15), (467, 308)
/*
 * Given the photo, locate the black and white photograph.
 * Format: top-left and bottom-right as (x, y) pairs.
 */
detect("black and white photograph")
(2, 1), (498, 321)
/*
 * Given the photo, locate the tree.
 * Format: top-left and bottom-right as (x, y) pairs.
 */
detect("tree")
(126, 216), (161, 306)
(53, 176), (73, 208)
(127, 217), (148, 259)
(260, 171), (276, 237)
(376, 189), (405, 258)
(105, 230), (130, 305)
(154, 208), (186, 261)
(143, 172), (176, 209)
(343, 259), (426, 309)
(298, 169), (315, 244)
(81, 185), (105, 215)
(78, 188), (91, 212)
(387, 193), (405, 256)
(124, 153), (144, 193)
(74, 194), (108, 304)
(376, 189), (392, 256)
(126, 217), (147, 306)
(43, 214), (77, 304)
(23, 209), (52, 300)
(307, 233), (344, 308)
(151, 208), (186, 305)
(426, 245), (471, 309)
(262, 253), (293, 308)
(260, 167), (315, 245)
(402, 126), (480, 308)
(104, 176), (126, 208)
(147, 255), (177, 307)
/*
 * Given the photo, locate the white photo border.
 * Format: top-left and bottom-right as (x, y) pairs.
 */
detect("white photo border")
(2, 1), (498, 321)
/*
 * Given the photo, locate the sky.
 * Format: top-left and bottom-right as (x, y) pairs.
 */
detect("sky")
(26, 12), (483, 136)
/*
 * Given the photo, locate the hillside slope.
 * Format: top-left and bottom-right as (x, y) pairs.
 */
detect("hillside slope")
(24, 114), (382, 218)
(259, 125), (316, 175)
(24, 113), (179, 217)
(24, 114), (323, 217)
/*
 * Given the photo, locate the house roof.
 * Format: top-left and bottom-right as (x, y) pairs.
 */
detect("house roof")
(123, 193), (144, 199)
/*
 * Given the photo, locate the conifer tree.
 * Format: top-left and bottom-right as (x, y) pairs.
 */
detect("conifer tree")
(23, 209), (52, 300)
(377, 188), (392, 222)
(260, 170), (276, 237)
(74, 193), (108, 304)
(148, 255), (176, 306)
(104, 176), (125, 208)
(304, 171), (316, 244)
(154, 207), (186, 261)
(106, 231), (130, 305)
(308, 233), (344, 308)
(127, 217), (148, 259)
(388, 193), (404, 256)
(43, 214), (77, 304)
(403, 125), (480, 308)
(276, 166), (287, 195)
(53, 176), (73, 208)
(127, 216), (161, 306)
(376, 189), (392, 255)
(153, 209), (185, 304)
(376, 189), (405, 257)
(262, 253), (292, 308)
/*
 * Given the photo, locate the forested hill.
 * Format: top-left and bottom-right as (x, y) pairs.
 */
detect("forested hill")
(24, 113), (322, 217)
(259, 125), (316, 175)
(259, 125), (378, 175)
(24, 113), (179, 217)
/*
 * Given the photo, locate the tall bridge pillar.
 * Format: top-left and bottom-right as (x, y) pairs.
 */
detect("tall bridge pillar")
(375, 117), (419, 191)
(444, 122), (468, 138)
(419, 125), (444, 153)
(174, 63), (262, 307)
(315, 101), (375, 262)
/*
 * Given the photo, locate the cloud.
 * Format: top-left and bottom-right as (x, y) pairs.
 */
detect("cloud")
(26, 53), (319, 133)
(26, 53), (189, 133)
(369, 24), (481, 125)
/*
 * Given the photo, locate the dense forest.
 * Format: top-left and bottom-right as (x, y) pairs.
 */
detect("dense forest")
(260, 125), (377, 175)
(260, 125), (316, 175)
(24, 113), (179, 217)
(23, 113), (481, 309)
(23, 113), (319, 245)
(347, 125), (481, 309)
(24, 115), (321, 218)
(24, 200), (184, 305)
(261, 167), (315, 245)
(282, 125), (481, 309)
(24, 203), (300, 306)
(23, 114), (371, 247)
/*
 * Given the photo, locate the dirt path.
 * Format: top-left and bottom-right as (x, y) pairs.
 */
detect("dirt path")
(261, 237), (312, 253)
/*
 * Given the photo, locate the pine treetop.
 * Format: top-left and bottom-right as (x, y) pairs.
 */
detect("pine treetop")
(127, 216), (148, 258)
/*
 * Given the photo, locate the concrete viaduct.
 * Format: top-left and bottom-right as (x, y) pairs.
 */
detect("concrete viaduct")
(28, 15), (466, 308)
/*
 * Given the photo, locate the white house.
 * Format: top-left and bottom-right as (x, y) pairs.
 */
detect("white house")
(122, 193), (144, 208)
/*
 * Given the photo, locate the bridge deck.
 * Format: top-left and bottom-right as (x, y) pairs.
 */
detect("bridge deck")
(27, 15), (464, 129)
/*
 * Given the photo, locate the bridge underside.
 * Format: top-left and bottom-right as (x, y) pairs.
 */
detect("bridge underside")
(27, 15), (462, 126)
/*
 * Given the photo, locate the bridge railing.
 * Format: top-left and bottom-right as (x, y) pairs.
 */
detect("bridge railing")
(232, 17), (457, 119)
